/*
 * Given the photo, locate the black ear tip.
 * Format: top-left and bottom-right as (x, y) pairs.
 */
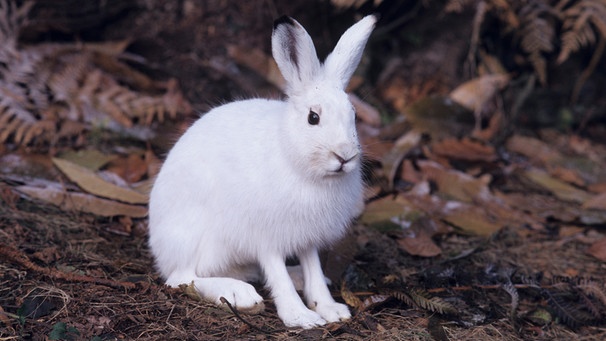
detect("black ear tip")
(273, 15), (295, 30)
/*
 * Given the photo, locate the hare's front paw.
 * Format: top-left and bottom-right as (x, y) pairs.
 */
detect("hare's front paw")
(314, 302), (351, 323)
(279, 307), (326, 329)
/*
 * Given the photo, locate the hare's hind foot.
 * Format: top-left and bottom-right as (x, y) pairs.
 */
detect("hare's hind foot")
(167, 273), (265, 314)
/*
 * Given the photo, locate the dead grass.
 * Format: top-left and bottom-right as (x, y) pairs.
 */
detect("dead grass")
(1, 198), (605, 340)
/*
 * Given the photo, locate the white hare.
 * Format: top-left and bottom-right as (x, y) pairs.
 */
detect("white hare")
(148, 15), (376, 329)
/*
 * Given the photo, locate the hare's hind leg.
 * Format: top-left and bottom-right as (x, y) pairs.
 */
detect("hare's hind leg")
(286, 265), (332, 291)
(260, 253), (326, 328)
(298, 247), (351, 323)
(165, 271), (265, 314)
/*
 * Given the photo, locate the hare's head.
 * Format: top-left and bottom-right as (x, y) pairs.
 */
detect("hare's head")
(272, 15), (376, 180)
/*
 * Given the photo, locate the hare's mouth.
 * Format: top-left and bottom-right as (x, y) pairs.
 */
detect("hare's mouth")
(326, 152), (358, 175)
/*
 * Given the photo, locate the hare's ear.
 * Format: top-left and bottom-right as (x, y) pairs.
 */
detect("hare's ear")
(324, 15), (377, 90)
(272, 16), (321, 92)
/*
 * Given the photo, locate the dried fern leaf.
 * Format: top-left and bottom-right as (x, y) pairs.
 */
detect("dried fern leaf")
(391, 288), (457, 315)
(576, 278), (606, 307)
(410, 288), (458, 315)
(0, 0), (32, 46)
(517, 2), (556, 85)
(578, 290), (603, 319)
(502, 281), (520, 319)
(389, 290), (416, 308)
(340, 281), (363, 311)
(557, 0), (606, 63)
(0, 1), (192, 147)
(543, 289), (596, 328)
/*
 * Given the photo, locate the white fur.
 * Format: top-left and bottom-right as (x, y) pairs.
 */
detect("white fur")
(148, 15), (376, 329)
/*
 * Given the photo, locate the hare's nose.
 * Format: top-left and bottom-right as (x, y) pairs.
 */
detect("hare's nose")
(331, 152), (358, 173)
(333, 152), (356, 165)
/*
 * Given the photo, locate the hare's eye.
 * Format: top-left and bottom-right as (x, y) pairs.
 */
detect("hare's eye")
(308, 110), (320, 125)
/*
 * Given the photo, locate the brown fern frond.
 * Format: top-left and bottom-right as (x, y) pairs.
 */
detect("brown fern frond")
(544, 276), (606, 327)
(576, 277), (606, 307)
(543, 288), (597, 328)
(0, 1), (192, 148)
(409, 288), (458, 315)
(390, 288), (457, 315)
(502, 281), (520, 319)
(557, 0), (606, 63)
(389, 290), (416, 308)
(0, 0), (32, 50)
(517, 1), (557, 85)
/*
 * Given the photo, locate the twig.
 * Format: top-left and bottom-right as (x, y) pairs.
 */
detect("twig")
(0, 244), (136, 290)
(426, 283), (542, 294)
(571, 35), (606, 103)
(466, 0), (487, 78)
(219, 296), (285, 334)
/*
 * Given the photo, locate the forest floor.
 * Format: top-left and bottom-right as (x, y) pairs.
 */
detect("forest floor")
(1, 1), (606, 340)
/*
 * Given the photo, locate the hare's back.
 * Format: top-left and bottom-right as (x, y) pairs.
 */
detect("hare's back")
(189, 98), (284, 147)
(162, 98), (287, 181)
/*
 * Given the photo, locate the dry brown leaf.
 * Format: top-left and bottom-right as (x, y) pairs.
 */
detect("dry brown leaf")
(227, 45), (285, 89)
(382, 131), (422, 187)
(583, 192), (606, 210)
(417, 160), (492, 203)
(441, 203), (502, 236)
(550, 166), (586, 187)
(179, 281), (203, 301)
(523, 167), (592, 204)
(431, 137), (497, 162)
(16, 185), (147, 217)
(105, 152), (149, 183)
(104, 216), (134, 236)
(57, 149), (116, 171)
(449, 74), (509, 113)
(587, 238), (606, 262)
(360, 196), (409, 232)
(340, 282), (363, 311)
(559, 225), (585, 238)
(471, 109), (503, 141)
(397, 233), (441, 257)
(496, 191), (579, 223)
(588, 182), (606, 194)
(401, 159), (422, 184)
(401, 96), (475, 140)
(506, 135), (563, 165)
(52, 157), (148, 204)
